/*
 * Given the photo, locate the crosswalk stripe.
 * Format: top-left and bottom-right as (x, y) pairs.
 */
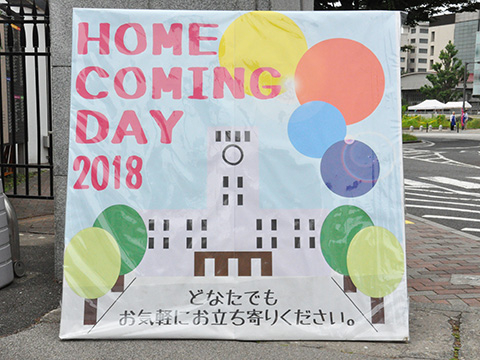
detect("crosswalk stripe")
(406, 204), (480, 214)
(423, 215), (480, 222)
(406, 189), (455, 195)
(404, 192), (480, 202)
(404, 182), (480, 198)
(404, 179), (436, 188)
(420, 176), (480, 189)
(461, 228), (480, 233)
(405, 197), (480, 208)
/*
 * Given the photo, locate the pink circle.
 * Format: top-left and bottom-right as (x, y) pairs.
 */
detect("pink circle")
(295, 39), (385, 125)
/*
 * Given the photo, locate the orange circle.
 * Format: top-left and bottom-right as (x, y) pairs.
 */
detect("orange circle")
(295, 39), (385, 125)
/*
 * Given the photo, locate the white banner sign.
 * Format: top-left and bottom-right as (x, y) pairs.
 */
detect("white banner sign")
(60, 9), (408, 340)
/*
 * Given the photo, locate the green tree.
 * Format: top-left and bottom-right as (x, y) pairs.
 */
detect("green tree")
(314, 1), (480, 25)
(419, 41), (466, 103)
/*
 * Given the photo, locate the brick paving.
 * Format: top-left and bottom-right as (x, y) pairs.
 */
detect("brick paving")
(406, 214), (480, 307)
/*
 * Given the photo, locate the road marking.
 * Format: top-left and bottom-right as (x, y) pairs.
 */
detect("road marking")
(406, 189), (455, 195)
(404, 144), (480, 169)
(404, 182), (480, 198)
(468, 177), (480, 181)
(404, 192), (480, 202)
(404, 179), (435, 188)
(405, 197), (480, 208)
(423, 215), (480, 222)
(405, 220), (414, 224)
(406, 204), (480, 214)
(461, 228), (480, 233)
(420, 176), (480, 189)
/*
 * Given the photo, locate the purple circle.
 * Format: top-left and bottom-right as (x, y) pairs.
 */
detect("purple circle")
(320, 140), (380, 198)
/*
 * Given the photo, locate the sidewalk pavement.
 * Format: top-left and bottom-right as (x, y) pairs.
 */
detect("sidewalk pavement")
(405, 127), (480, 140)
(2, 196), (480, 359)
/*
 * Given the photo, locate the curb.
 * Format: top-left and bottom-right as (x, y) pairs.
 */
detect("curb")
(406, 213), (480, 242)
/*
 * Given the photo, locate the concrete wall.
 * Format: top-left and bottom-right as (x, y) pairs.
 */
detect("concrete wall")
(50, 0), (313, 279)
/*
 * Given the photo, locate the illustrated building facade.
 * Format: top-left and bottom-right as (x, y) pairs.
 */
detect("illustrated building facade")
(138, 128), (330, 278)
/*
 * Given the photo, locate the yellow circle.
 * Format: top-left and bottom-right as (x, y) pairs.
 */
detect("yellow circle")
(64, 227), (121, 299)
(219, 11), (307, 97)
(347, 226), (405, 298)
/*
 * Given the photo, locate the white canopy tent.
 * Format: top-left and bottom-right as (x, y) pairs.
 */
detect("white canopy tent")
(408, 99), (472, 112)
(407, 99), (446, 111)
(444, 101), (472, 110)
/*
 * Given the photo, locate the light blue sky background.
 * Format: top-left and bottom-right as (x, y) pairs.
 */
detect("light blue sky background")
(66, 9), (404, 243)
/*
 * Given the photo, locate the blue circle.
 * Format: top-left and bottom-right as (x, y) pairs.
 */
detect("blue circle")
(288, 101), (347, 158)
(320, 140), (380, 198)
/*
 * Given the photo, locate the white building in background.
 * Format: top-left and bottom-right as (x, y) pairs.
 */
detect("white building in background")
(400, 21), (430, 74)
(401, 11), (480, 109)
(428, 15), (456, 71)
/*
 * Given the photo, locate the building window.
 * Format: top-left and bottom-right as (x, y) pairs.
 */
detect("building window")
(201, 219), (207, 231)
(163, 219), (169, 231)
(294, 219), (300, 230)
(410, 48), (415, 53)
(271, 237), (277, 249)
(410, 38), (416, 44)
(186, 219), (193, 230)
(418, 68), (427, 72)
(430, 59), (434, 69)
(309, 219), (315, 231)
(163, 237), (169, 249)
(309, 237), (316, 249)
(420, 28), (428, 34)
(201, 237), (207, 249)
(256, 219), (262, 230)
(430, 46), (434, 55)
(256, 237), (263, 249)
(294, 237), (301, 249)
(419, 38), (428, 44)
(271, 219), (277, 231)
(149, 219), (154, 231)
(411, 28), (416, 34)
(418, 58), (427, 63)
(237, 194), (243, 206)
(431, 31), (435, 42)
(409, 68), (415, 73)
(419, 48), (427, 54)
(237, 176), (243, 188)
(186, 237), (192, 249)
(148, 237), (155, 249)
(410, 58), (415, 63)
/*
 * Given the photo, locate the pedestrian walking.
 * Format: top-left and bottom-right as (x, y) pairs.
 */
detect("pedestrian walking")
(464, 111), (469, 130)
(450, 111), (456, 131)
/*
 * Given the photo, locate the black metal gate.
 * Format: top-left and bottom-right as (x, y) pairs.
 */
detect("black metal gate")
(0, 0), (53, 199)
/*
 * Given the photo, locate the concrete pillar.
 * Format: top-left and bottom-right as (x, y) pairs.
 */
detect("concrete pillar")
(50, 0), (313, 279)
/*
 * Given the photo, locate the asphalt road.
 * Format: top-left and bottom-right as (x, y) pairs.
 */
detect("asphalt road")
(403, 130), (480, 234)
